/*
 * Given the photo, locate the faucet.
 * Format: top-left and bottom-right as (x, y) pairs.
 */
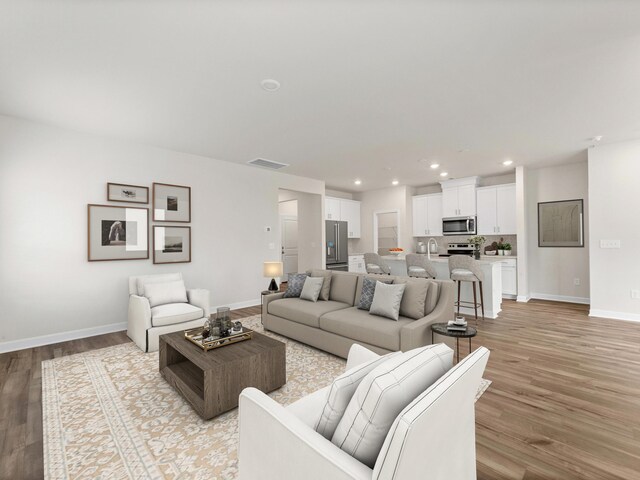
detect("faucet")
(427, 238), (438, 260)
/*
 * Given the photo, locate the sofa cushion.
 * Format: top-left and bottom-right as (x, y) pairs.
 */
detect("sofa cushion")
(370, 282), (406, 321)
(306, 269), (333, 301)
(283, 273), (308, 298)
(133, 272), (182, 296)
(315, 351), (401, 440)
(329, 272), (359, 306)
(319, 307), (412, 351)
(151, 303), (204, 327)
(354, 275), (398, 306)
(300, 277), (324, 302)
(331, 344), (454, 468)
(144, 279), (188, 308)
(394, 278), (429, 320)
(425, 280), (439, 315)
(357, 277), (394, 311)
(268, 298), (351, 328)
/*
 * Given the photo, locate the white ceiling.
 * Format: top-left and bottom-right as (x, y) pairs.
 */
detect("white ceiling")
(1, 1), (640, 191)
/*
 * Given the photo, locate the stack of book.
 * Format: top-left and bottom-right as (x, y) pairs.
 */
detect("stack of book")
(447, 319), (468, 332)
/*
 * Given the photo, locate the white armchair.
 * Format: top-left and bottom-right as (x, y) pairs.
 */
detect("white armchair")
(127, 273), (210, 352)
(238, 344), (490, 480)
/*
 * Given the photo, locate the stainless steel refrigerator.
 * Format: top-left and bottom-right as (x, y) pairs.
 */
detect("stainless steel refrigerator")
(326, 220), (349, 271)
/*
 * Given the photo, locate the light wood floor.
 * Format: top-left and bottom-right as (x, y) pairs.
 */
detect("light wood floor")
(2, 301), (640, 479)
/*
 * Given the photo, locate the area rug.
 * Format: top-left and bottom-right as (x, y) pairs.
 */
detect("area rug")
(43, 315), (491, 480)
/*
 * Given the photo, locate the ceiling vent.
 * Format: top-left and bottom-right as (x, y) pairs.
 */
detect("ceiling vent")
(247, 158), (289, 170)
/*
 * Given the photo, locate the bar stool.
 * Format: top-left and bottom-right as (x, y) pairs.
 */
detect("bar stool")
(405, 253), (437, 279)
(448, 255), (484, 320)
(363, 253), (391, 275)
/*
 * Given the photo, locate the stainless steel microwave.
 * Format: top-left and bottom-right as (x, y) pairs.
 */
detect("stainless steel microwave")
(442, 216), (476, 236)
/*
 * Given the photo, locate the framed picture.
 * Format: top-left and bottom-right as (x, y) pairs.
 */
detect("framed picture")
(153, 183), (191, 222)
(107, 183), (149, 204)
(153, 226), (191, 264)
(538, 199), (584, 247)
(88, 204), (149, 261)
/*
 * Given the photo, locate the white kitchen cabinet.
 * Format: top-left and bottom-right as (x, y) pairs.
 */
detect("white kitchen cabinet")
(457, 185), (477, 216)
(501, 258), (517, 296)
(325, 196), (361, 238)
(476, 184), (516, 235)
(441, 188), (459, 218)
(348, 255), (366, 273)
(441, 180), (477, 217)
(412, 194), (442, 236)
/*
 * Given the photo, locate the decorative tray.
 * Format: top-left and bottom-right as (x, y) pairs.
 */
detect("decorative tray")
(184, 327), (252, 351)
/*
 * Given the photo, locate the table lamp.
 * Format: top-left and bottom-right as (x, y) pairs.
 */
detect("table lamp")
(263, 261), (283, 292)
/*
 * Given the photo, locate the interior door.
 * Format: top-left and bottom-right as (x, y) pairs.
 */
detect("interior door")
(281, 215), (298, 282)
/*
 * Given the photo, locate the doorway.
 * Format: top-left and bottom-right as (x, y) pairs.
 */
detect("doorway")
(373, 210), (400, 256)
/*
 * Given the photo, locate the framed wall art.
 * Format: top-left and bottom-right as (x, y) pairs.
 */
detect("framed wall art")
(88, 204), (149, 261)
(153, 226), (191, 264)
(153, 183), (191, 222)
(107, 183), (149, 204)
(538, 199), (584, 247)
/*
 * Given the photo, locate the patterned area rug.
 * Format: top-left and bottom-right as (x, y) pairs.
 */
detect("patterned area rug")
(43, 315), (491, 479)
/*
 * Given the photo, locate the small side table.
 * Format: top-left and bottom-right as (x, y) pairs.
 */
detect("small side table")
(430, 322), (478, 363)
(261, 290), (279, 325)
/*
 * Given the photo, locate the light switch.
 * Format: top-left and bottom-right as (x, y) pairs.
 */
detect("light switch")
(268, 242), (275, 250)
(600, 240), (621, 249)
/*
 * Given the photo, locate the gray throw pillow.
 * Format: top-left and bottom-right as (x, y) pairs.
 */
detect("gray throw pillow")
(369, 282), (406, 321)
(300, 277), (324, 302)
(306, 269), (332, 301)
(394, 278), (429, 320)
(283, 273), (308, 298)
(358, 277), (393, 311)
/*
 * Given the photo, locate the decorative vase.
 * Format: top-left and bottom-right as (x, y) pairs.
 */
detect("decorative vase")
(474, 250), (481, 260)
(504, 250), (512, 256)
(217, 306), (231, 337)
(498, 249), (505, 256)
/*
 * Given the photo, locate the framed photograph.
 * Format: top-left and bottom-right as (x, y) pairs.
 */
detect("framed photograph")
(153, 226), (191, 264)
(153, 183), (191, 222)
(538, 199), (584, 247)
(88, 204), (149, 261)
(107, 183), (149, 204)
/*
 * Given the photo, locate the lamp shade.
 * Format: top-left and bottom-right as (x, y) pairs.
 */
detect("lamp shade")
(263, 261), (283, 278)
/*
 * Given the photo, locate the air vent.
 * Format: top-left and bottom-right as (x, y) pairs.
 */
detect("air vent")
(247, 158), (289, 170)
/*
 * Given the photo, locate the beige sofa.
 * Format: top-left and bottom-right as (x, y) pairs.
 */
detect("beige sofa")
(262, 270), (455, 358)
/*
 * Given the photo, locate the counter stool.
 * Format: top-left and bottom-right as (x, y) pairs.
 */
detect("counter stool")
(448, 255), (484, 320)
(364, 252), (391, 275)
(405, 253), (437, 279)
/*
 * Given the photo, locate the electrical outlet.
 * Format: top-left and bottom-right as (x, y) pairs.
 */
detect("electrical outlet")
(574, 278), (580, 286)
(632, 290), (640, 300)
(600, 239), (621, 249)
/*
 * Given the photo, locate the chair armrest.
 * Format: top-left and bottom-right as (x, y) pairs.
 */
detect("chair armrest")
(345, 344), (381, 371)
(238, 388), (372, 480)
(127, 295), (152, 352)
(262, 291), (285, 316)
(187, 288), (210, 317)
(400, 281), (455, 351)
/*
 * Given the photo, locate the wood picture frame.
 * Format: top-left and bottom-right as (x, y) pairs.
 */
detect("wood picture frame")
(538, 199), (584, 248)
(153, 182), (191, 223)
(88, 204), (149, 261)
(107, 182), (149, 204)
(153, 225), (191, 264)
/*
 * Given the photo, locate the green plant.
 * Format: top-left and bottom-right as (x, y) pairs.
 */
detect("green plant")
(468, 235), (486, 249)
(496, 242), (504, 250)
(503, 243), (512, 251)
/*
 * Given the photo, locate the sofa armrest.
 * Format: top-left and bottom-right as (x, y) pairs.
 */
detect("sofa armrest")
(262, 291), (285, 316)
(187, 288), (211, 317)
(127, 295), (152, 352)
(238, 388), (372, 480)
(400, 280), (455, 351)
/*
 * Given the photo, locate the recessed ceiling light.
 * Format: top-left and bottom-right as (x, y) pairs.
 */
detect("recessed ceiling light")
(503, 159), (513, 166)
(354, 179), (362, 185)
(392, 180), (399, 186)
(430, 163), (440, 169)
(261, 79), (281, 92)
(593, 135), (603, 142)
(440, 172), (448, 177)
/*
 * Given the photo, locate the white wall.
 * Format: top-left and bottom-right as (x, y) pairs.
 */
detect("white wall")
(0, 115), (325, 349)
(588, 140), (640, 321)
(325, 189), (353, 200)
(526, 161), (590, 303)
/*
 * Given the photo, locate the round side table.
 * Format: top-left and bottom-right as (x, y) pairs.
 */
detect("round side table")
(430, 322), (478, 363)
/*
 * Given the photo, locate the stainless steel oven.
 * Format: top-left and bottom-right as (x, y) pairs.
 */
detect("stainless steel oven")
(442, 216), (476, 236)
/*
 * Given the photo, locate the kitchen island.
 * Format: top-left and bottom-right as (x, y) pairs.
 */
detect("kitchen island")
(381, 254), (503, 319)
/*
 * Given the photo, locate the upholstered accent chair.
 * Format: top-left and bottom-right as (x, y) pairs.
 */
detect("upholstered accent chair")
(238, 344), (490, 480)
(448, 255), (484, 319)
(127, 273), (210, 352)
(405, 253), (437, 279)
(363, 253), (391, 275)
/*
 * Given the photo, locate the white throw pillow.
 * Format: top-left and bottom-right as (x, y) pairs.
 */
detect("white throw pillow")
(314, 351), (402, 440)
(300, 277), (324, 302)
(143, 279), (188, 308)
(369, 281), (406, 320)
(331, 344), (453, 468)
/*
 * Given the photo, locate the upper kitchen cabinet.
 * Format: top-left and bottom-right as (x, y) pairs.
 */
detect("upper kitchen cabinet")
(412, 194), (443, 236)
(325, 196), (361, 238)
(476, 183), (516, 235)
(440, 177), (479, 217)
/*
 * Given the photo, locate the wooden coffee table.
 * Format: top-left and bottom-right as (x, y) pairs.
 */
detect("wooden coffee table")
(159, 328), (286, 420)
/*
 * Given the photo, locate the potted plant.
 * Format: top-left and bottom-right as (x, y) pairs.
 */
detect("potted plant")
(496, 241), (505, 255)
(503, 243), (512, 256)
(467, 235), (486, 259)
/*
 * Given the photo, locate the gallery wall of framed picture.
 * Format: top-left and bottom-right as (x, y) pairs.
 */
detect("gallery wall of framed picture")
(87, 182), (192, 263)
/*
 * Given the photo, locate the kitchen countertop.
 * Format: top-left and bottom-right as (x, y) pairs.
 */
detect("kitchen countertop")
(381, 254), (516, 265)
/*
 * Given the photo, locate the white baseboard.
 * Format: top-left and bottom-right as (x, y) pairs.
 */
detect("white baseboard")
(215, 298), (261, 311)
(589, 309), (640, 323)
(529, 292), (590, 305)
(516, 294), (530, 303)
(0, 321), (127, 354)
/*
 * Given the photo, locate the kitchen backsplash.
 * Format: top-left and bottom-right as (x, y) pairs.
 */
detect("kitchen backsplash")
(414, 234), (517, 255)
